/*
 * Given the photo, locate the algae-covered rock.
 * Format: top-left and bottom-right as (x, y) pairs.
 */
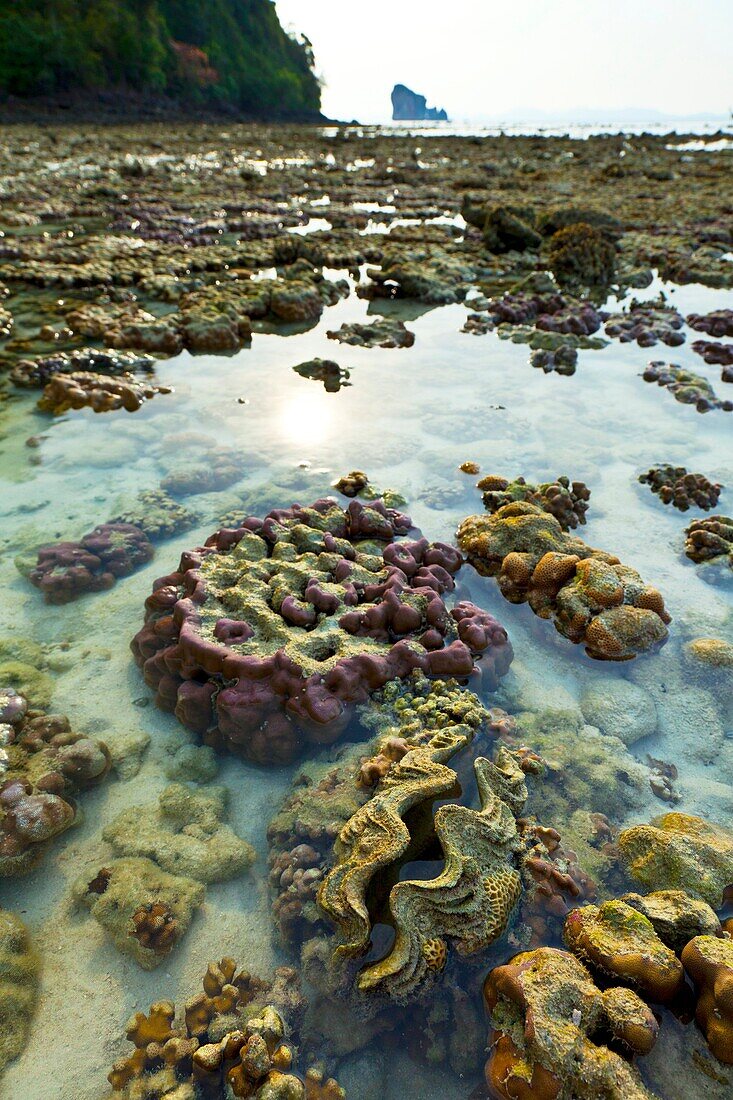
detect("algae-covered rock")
(516, 707), (647, 822)
(580, 677), (658, 745)
(74, 856), (205, 968)
(618, 813), (733, 907)
(103, 784), (255, 884)
(620, 890), (721, 953)
(0, 909), (39, 1074)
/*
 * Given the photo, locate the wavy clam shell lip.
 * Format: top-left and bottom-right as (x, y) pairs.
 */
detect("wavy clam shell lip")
(132, 499), (512, 764)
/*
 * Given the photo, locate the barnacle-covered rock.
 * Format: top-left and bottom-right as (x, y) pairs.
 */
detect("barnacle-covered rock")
(618, 812), (733, 908)
(638, 465), (723, 512)
(1, 687), (111, 876)
(620, 890), (721, 952)
(103, 783), (255, 884)
(684, 515), (733, 570)
(0, 909), (39, 1074)
(483, 948), (659, 1099)
(643, 362), (732, 413)
(37, 370), (171, 414)
(104, 958), (332, 1098)
(563, 901), (685, 1002)
(457, 502), (670, 660)
(30, 522), (153, 603)
(547, 222), (617, 289)
(133, 498), (510, 764)
(476, 475), (590, 530)
(326, 319), (415, 348)
(681, 935), (733, 1064)
(356, 747), (534, 998)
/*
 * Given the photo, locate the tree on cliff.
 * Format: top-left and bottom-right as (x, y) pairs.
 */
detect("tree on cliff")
(0, 0), (321, 116)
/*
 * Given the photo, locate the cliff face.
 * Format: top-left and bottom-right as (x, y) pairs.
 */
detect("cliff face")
(391, 84), (448, 122)
(0, 0), (321, 118)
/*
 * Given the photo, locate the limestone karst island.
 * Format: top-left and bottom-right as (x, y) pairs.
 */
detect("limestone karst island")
(0, 2), (731, 1099)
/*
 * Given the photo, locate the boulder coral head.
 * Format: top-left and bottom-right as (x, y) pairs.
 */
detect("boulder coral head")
(483, 947), (659, 1099)
(457, 502), (670, 660)
(684, 515), (733, 571)
(681, 935), (733, 1064)
(1, 686), (110, 876)
(562, 900), (685, 1002)
(132, 498), (512, 765)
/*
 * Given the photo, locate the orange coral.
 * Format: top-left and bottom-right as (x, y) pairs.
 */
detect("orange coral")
(130, 902), (178, 955)
(681, 935), (733, 1064)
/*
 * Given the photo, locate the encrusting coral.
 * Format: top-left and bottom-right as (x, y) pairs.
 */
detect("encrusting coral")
(105, 958), (343, 1098)
(617, 812), (733, 908)
(638, 465), (723, 512)
(0, 909), (39, 1075)
(562, 900), (685, 1002)
(108, 490), (198, 541)
(133, 498), (512, 764)
(0, 686), (111, 876)
(30, 522), (153, 603)
(476, 475), (590, 530)
(642, 361), (732, 413)
(681, 935), (733, 1065)
(457, 502), (670, 660)
(683, 515), (733, 571)
(483, 947), (659, 1099)
(74, 856), (205, 969)
(102, 783), (255, 884)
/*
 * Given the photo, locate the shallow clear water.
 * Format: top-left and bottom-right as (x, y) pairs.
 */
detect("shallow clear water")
(0, 260), (731, 1098)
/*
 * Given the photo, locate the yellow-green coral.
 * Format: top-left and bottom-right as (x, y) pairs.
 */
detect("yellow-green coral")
(0, 909), (39, 1074)
(102, 783), (255, 884)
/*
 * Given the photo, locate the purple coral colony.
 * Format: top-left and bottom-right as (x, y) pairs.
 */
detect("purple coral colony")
(0, 6), (732, 1100)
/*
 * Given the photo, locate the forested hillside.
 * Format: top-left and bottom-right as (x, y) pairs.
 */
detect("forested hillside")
(0, 0), (321, 116)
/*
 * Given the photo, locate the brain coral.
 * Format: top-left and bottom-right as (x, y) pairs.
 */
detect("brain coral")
(457, 502), (670, 660)
(132, 498), (512, 764)
(618, 812), (733, 908)
(483, 947), (659, 1099)
(0, 686), (111, 876)
(0, 909), (39, 1074)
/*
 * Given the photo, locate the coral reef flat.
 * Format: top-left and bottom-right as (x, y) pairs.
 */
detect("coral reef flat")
(0, 121), (731, 1100)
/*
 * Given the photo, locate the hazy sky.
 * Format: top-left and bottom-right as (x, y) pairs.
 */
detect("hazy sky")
(275, 0), (732, 123)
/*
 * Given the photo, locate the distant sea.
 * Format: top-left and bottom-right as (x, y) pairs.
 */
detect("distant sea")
(325, 118), (732, 140)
